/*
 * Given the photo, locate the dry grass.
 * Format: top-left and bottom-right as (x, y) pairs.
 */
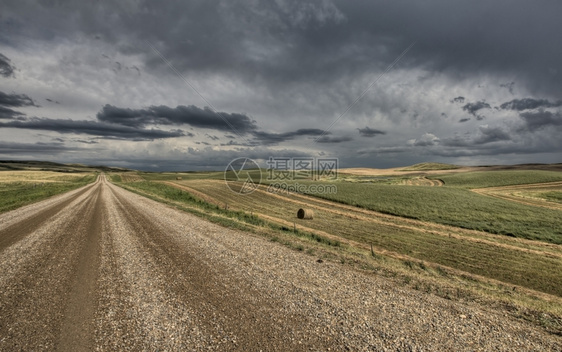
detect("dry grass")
(0, 171), (96, 213)
(0, 171), (89, 183)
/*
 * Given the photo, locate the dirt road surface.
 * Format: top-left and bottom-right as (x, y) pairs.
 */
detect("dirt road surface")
(0, 176), (560, 351)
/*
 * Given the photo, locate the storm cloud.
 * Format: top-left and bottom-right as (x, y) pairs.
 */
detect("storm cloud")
(316, 135), (352, 143)
(0, 106), (25, 119)
(0, 54), (15, 78)
(500, 98), (562, 111)
(462, 101), (491, 116)
(357, 127), (385, 137)
(0, 117), (187, 140)
(0, 91), (37, 107)
(519, 110), (562, 131)
(1, 1), (562, 169)
(0, 141), (80, 155)
(252, 128), (326, 145)
(96, 104), (258, 134)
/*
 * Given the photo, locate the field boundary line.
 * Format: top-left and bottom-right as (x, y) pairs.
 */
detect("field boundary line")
(473, 181), (562, 211)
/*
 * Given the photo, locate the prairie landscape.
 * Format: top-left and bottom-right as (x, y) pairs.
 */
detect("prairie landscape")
(1, 161), (562, 350)
(3, 1), (562, 350)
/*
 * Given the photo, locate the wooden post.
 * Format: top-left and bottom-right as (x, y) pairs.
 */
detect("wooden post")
(370, 243), (374, 257)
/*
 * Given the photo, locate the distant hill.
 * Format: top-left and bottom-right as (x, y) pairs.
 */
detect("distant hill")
(0, 160), (131, 173)
(399, 162), (460, 171)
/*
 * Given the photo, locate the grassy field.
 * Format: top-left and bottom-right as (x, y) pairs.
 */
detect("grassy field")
(307, 181), (562, 244)
(0, 171), (96, 213)
(433, 170), (562, 188)
(153, 179), (562, 294)
(540, 191), (562, 203)
(140, 170), (225, 181)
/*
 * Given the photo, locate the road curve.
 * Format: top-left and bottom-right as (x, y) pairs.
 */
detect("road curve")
(0, 175), (560, 351)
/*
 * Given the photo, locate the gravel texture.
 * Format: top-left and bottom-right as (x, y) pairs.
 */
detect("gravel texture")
(0, 175), (560, 351)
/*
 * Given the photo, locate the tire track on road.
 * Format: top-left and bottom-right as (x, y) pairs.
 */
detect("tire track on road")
(0, 181), (101, 351)
(106, 181), (333, 351)
(57, 184), (103, 352)
(0, 178), (98, 252)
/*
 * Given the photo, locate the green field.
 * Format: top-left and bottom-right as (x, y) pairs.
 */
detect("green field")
(141, 171), (225, 181)
(433, 170), (562, 188)
(304, 181), (562, 244)
(0, 174), (96, 213)
(538, 191), (562, 203)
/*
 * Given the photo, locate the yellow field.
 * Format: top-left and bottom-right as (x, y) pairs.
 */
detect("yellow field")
(0, 171), (92, 183)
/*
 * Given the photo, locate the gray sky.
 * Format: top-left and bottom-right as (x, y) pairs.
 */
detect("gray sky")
(1, 0), (561, 171)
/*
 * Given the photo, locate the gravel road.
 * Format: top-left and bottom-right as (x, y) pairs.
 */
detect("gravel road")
(0, 175), (560, 351)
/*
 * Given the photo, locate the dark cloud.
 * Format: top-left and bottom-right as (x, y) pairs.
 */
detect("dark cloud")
(45, 98), (60, 104)
(0, 53), (16, 78)
(315, 135), (352, 143)
(3, 0), (562, 95)
(0, 91), (37, 107)
(3, 1), (562, 169)
(462, 101), (491, 116)
(474, 125), (511, 144)
(0, 117), (187, 140)
(499, 98), (562, 111)
(0, 142), (80, 155)
(0, 106), (25, 119)
(459, 118), (470, 123)
(450, 96), (465, 103)
(96, 104), (257, 134)
(252, 128), (326, 145)
(519, 109), (562, 131)
(357, 126), (385, 137)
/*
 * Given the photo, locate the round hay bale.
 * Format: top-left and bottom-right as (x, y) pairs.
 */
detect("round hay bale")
(176, 176), (182, 180)
(297, 208), (314, 220)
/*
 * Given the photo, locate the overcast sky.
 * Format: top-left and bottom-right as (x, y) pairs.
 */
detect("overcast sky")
(1, 0), (562, 171)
